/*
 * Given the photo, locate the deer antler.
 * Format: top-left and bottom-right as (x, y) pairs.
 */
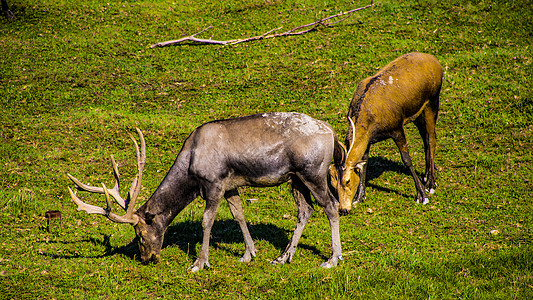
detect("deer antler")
(67, 128), (146, 225)
(346, 117), (356, 154)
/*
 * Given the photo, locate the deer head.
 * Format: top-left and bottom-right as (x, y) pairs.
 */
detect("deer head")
(67, 128), (163, 264)
(328, 117), (366, 215)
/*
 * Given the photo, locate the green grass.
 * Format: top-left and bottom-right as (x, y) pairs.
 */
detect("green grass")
(1, 0), (532, 298)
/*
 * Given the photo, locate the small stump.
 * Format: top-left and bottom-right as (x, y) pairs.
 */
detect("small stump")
(44, 210), (62, 232)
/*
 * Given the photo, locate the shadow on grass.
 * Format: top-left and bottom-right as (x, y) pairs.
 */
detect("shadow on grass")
(363, 156), (428, 200)
(37, 234), (138, 260)
(165, 220), (328, 261)
(39, 219), (326, 262)
(40, 157), (422, 263)
(163, 220), (292, 258)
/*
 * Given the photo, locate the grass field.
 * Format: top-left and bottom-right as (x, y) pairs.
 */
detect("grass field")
(1, 0), (532, 298)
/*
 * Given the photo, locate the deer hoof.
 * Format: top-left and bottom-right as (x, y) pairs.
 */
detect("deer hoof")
(239, 251), (255, 263)
(271, 254), (290, 265)
(188, 265), (201, 273)
(188, 259), (210, 272)
(320, 255), (341, 268)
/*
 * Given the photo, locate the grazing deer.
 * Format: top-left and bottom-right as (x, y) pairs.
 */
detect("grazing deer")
(67, 112), (343, 271)
(330, 53), (444, 214)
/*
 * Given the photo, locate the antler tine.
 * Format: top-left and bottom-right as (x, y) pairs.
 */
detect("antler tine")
(67, 128), (146, 225)
(109, 155), (127, 209)
(347, 117), (356, 154)
(110, 155), (120, 192)
(102, 183), (113, 212)
(125, 128), (146, 218)
(67, 170), (127, 210)
(67, 187), (139, 224)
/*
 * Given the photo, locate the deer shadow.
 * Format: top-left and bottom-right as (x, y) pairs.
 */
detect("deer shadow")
(361, 156), (427, 199)
(39, 218), (326, 263)
(37, 234), (138, 260)
(162, 219), (326, 261)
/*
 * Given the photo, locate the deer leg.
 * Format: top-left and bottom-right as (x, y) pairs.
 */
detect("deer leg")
(307, 181), (342, 268)
(354, 146), (370, 204)
(271, 178), (314, 265)
(225, 189), (256, 263)
(415, 107), (438, 194)
(321, 206), (342, 268)
(392, 129), (429, 204)
(189, 192), (223, 272)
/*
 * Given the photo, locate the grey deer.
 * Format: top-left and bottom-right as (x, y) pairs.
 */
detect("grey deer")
(68, 112), (343, 271)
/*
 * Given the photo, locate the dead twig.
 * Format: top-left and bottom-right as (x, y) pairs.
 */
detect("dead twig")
(150, 1), (374, 48)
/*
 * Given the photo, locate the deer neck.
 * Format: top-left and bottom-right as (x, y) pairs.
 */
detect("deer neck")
(137, 153), (199, 228)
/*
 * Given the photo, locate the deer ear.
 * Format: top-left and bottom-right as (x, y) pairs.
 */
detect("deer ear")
(333, 140), (347, 166)
(329, 164), (339, 187)
(346, 159), (365, 171)
(354, 161), (367, 174)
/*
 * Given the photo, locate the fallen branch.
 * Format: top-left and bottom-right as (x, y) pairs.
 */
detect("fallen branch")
(150, 1), (374, 48)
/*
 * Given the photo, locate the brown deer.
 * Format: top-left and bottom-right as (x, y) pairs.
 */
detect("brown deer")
(330, 53), (444, 215)
(67, 112), (343, 271)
